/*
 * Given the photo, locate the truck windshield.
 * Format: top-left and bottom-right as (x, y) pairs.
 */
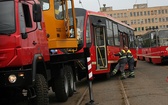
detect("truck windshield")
(158, 30), (168, 46)
(0, 1), (15, 35)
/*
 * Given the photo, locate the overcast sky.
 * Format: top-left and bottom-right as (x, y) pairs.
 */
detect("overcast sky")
(74, 0), (168, 12)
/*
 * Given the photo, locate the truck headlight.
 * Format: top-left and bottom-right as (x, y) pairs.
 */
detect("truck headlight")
(8, 74), (17, 83)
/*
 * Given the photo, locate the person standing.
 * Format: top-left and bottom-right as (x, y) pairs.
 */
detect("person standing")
(124, 45), (135, 78)
(112, 48), (127, 80)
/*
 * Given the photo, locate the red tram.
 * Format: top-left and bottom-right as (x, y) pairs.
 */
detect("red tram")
(137, 28), (168, 64)
(58, 8), (137, 77)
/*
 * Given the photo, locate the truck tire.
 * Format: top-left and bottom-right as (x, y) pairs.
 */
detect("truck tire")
(54, 66), (69, 102)
(66, 65), (74, 97)
(29, 74), (49, 105)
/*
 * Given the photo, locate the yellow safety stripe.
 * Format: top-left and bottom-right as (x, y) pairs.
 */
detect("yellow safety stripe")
(128, 55), (133, 58)
(120, 56), (126, 59)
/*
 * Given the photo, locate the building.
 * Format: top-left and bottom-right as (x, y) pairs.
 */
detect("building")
(100, 4), (168, 36)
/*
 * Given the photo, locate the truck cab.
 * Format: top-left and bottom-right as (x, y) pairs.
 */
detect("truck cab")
(0, 0), (49, 104)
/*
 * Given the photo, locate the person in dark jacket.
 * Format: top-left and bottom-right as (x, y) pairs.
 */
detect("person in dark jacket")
(112, 48), (127, 80)
(124, 45), (135, 78)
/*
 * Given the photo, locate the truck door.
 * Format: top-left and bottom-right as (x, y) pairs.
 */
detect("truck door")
(93, 26), (107, 69)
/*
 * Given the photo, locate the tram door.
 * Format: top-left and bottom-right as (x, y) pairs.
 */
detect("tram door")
(94, 26), (107, 69)
(120, 32), (129, 48)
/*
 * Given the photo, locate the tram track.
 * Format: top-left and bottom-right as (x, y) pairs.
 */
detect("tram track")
(76, 86), (88, 105)
(119, 78), (130, 105)
(77, 77), (132, 105)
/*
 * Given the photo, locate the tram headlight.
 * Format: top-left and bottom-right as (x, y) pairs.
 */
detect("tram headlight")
(8, 74), (17, 83)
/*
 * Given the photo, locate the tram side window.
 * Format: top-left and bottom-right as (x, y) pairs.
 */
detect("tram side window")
(96, 27), (104, 46)
(129, 30), (135, 48)
(106, 20), (114, 45)
(151, 32), (157, 47)
(143, 34), (151, 47)
(113, 23), (120, 46)
(159, 30), (168, 46)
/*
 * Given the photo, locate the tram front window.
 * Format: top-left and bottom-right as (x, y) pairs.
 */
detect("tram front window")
(158, 30), (168, 46)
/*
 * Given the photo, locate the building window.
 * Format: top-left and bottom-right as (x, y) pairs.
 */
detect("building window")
(137, 12), (139, 16)
(134, 20), (136, 24)
(121, 20), (127, 24)
(141, 19), (143, 24)
(110, 14), (112, 17)
(140, 12), (143, 16)
(145, 26), (148, 30)
(144, 11), (146, 15)
(135, 28), (137, 31)
(114, 13), (116, 18)
(154, 10), (157, 15)
(155, 18), (158, 23)
(134, 12), (136, 16)
(138, 27), (141, 31)
(166, 17), (168, 21)
(165, 9), (168, 14)
(151, 10), (153, 15)
(162, 10), (164, 14)
(145, 19), (147, 23)
(131, 20), (133, 25)
(137, 19), (140, 24)
(121, 13), (123, 17)
(148, 18), (150, 23)
(124, 13), (127, 17)
(158, 10), (161, 14)
(160, 25), (162, 28)
(142, 27), (144, 31)
(148, 11), (150, 15)
(152, 18), (154, 23)
(167, 25), (168, 28)
(159, 18), (162, 22)
(117, 13), (120, 18)
(130, 12), (132, 17)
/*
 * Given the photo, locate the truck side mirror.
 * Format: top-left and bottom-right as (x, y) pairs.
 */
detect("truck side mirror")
(33, 4), (42, 22)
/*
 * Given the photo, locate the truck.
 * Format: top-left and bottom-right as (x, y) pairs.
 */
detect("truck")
(0, 0), (88, 104)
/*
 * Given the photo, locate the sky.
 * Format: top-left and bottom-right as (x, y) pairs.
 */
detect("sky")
(74, 0), (168, 12)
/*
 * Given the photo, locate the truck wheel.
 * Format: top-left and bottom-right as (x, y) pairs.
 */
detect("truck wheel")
(54, 67), (69, 102)
(29, 74), (49, 105)
(66, 65), (74, 97)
